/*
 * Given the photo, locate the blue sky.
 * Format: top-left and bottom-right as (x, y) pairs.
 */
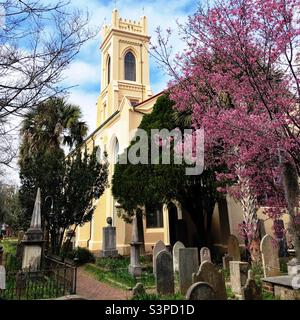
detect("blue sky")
(63, 0), (199, 133)
(4, 0), (199, 184)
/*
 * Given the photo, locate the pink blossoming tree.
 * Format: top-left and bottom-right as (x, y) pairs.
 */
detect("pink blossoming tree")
(153, 0), (300, 262)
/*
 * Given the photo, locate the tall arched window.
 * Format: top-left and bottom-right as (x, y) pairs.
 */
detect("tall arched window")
(107, 56), (111, 85)
(114, 138), (119, 164)
(124, 51), (136, 81)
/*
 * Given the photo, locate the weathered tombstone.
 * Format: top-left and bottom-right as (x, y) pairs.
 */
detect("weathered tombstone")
(17, 231), (24, 244)
(172, 241), (185, 272)
(186, 282), (216, 300)
(0, 265), (5, 290)
(179, 248), (199, 295)
(22, 188), (44, 271)
(229, 261), (249, 295)
(241, 270), (262, 300)
(260, 234), (280, 277)
(287, 258), (300, 276)
(153, 240), (166, 274)
(200, 247), (211, 264)
(0, 245), (3, 265)
(222, 254), (233, 270)
(227, 235), (241, 261)
(132, 283), (146, 297)
(192, 261), (227, 300)
(100, 217), (118, 258)
(156, 250), (175, 295)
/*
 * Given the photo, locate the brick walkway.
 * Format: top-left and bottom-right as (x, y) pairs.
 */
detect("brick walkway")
(76, 267), (130, 300)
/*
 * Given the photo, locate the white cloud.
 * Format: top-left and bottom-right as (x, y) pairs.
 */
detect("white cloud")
(66, 89), (98, 134)
(63, 61), (100, 87)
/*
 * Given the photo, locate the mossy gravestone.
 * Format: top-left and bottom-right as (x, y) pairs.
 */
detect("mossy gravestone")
(192, 261), (227, 300)
(186, 282), (216, 300)
(156, 250), (174, 295)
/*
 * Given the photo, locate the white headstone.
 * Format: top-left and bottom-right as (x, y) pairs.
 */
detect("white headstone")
(173, 241), (185, 272)
(200, 247), (211, 264)
(0, 265), (6, 290)
(153, 240), (166, 274)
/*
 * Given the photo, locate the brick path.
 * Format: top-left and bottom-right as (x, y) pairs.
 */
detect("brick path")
(76, 267), (130, 300)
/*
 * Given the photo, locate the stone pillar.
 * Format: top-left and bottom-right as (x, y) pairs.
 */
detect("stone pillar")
(128, 215), (142, 278)
(100, 217), (118, 257)
(21, 188), (44, 271)
(0, 245), (3, 265)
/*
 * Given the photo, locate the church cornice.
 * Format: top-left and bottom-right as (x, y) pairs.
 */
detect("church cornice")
(119, 39), (142, 47)
(100, 28), (150, 50)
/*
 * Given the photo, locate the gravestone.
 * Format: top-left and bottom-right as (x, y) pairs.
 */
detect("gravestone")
(156, 250), (175, 295)
(17, 231), (24, 244)
(222, 254), (233, 270)
(100, 217), (118, 258)
(186, 282), (216, 300)
(192, 261), (227, 300)
(179, 248), (199, 295)
(227, 235), (241, 261)
(132, 283), (146, 297)
(287, 258), (300, 276)
(153, 240), (166, 274)
(0, 265), (5, 290)
(241, 271), (262, 300)
(200, 247), (211, 264)
(229, 261), (249, 295)
(260, 234), (280, 277)
(173, 241), (185, 272)
(0, 245), (3, 265)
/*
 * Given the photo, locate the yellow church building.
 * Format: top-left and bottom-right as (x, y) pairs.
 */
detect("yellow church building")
(74, 9), (289, 256)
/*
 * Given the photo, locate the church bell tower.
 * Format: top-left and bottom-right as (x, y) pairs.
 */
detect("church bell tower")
(97, 9), (153, 126)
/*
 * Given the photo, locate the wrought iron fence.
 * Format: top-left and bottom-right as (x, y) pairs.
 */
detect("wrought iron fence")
(0, 254), (77, 300)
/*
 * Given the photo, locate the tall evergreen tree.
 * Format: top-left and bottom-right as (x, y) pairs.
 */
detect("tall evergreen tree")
(112, 94), (221, 247)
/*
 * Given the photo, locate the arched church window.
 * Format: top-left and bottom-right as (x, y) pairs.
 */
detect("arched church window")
(114, 138), (119, 164)
(124, 51), (136, 81)
(107, 56), (111, 85)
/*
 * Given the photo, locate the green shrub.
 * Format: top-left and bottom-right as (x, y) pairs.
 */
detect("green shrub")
(66, 247), (95, 265)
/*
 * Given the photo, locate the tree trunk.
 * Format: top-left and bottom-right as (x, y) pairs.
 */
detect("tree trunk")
(282, 162), (300, 263)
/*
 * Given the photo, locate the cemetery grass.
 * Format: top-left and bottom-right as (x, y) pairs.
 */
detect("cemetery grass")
(84, 256), (155, 290)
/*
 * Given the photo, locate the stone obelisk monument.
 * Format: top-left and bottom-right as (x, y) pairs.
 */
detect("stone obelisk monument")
(22, 188), (44, 271)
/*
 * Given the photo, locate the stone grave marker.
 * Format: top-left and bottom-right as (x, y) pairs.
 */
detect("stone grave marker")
(173, 241), (185, 272)
(192, 261), (227, 300)
(0, 265), (5, 290)
(260, 234), (280, 277)
(100, 217), (118, 258)
(222, 254), (233, 270)
(156, 250), (174, 295)
(132, 283), (146, 297)
(153, 240), (166, 274)
(227, 234), (241, 261)
(179, 248), (199, 295)
(186, 282), (216, 300)
(200, 247), (211, 264)
(229, 261), (249, 295)
(241, 270), (262, 300)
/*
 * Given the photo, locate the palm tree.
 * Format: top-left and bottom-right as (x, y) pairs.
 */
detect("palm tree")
(19, 97), (88, 254)
(20, 97), (88, 153)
